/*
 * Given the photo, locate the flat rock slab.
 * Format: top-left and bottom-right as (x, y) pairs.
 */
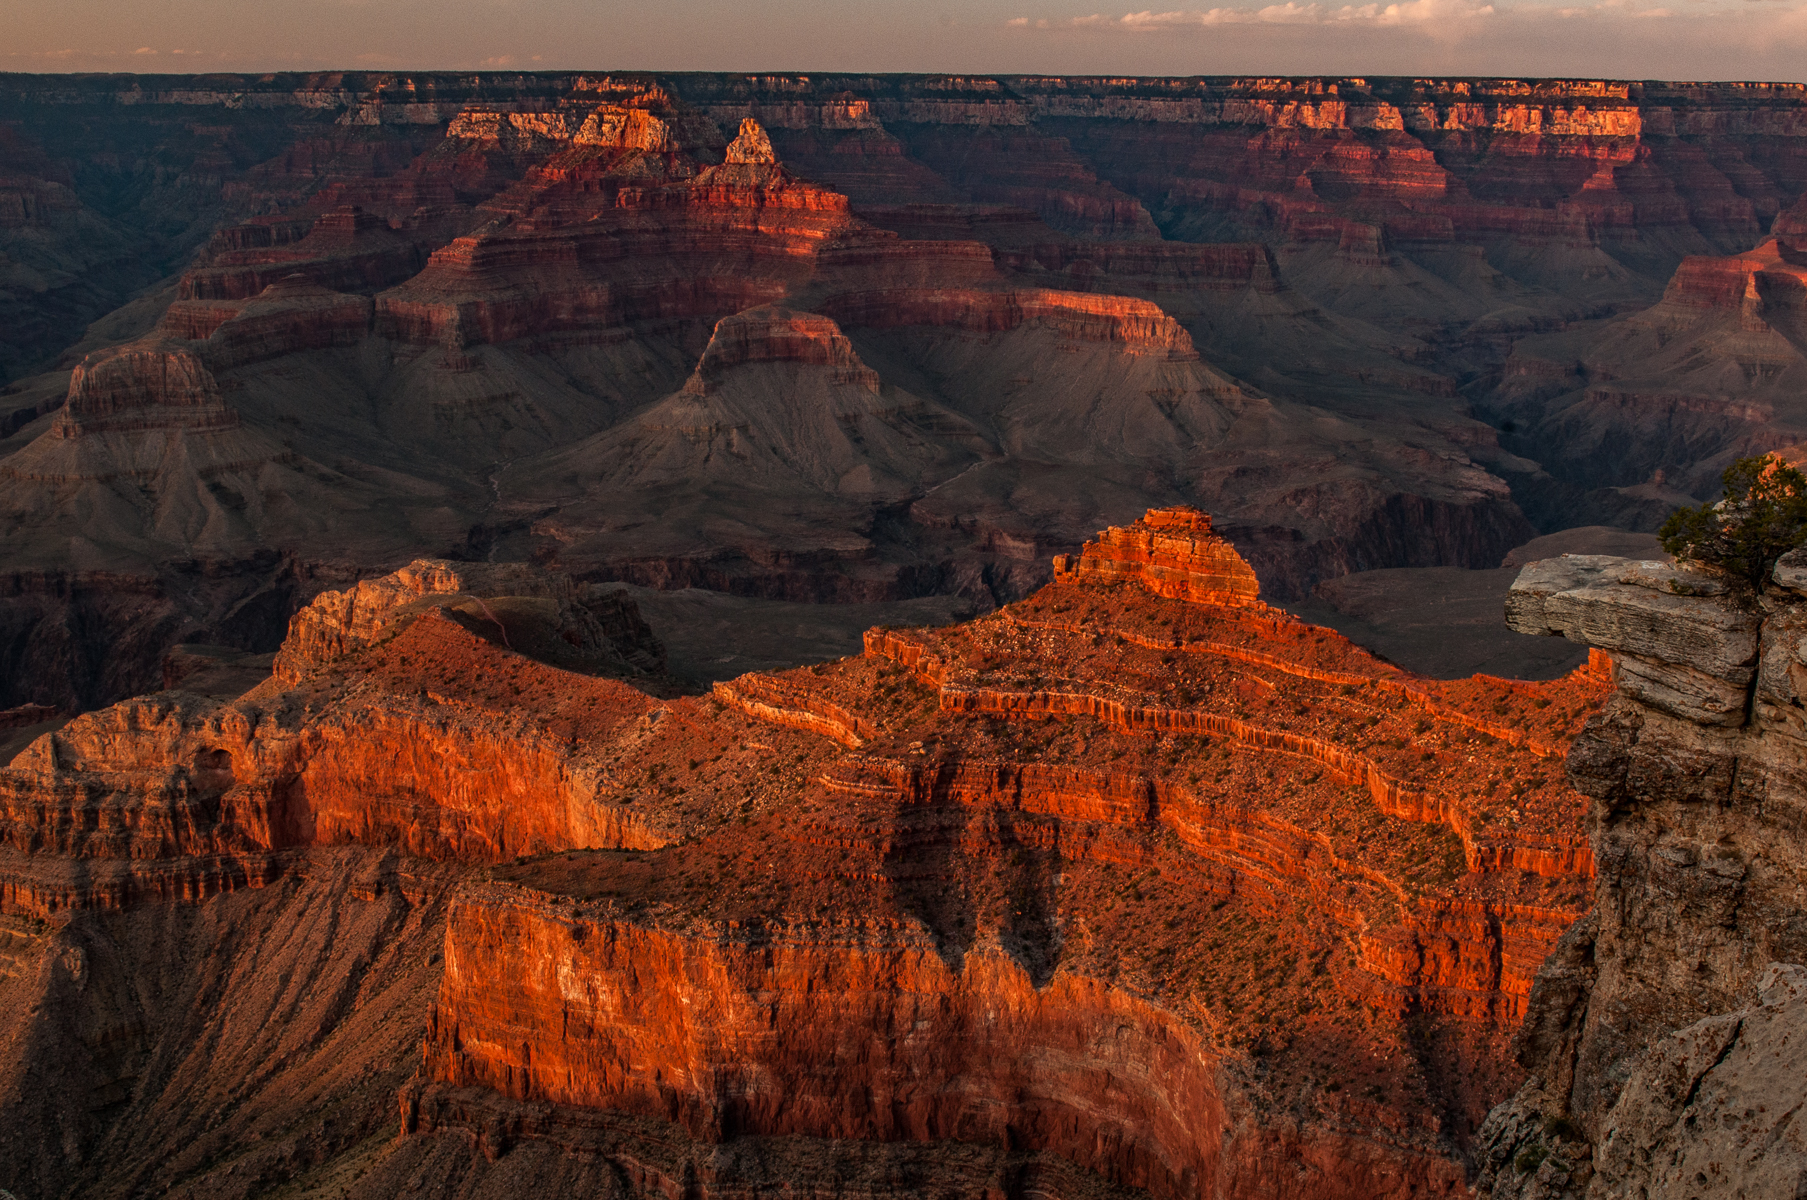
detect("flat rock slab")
(1507, 557), (1758, 682)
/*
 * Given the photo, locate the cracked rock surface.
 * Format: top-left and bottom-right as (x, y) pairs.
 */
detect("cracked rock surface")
(1480, 555), (1807, 1198)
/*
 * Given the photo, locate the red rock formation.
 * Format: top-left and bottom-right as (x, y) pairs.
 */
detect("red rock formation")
(272, 557), (587, 682)
(50, 343), (238, 437)
(1659, 253), (1769, 314)
(372, 192), (855, 347)
(723, 117), (777, 165)
(850, 573), (1601, 1006)
(0, 604), (680, 911)
(0, 522), (1605, 1198)
(820, 287), (1199, 358)
(687, 306), (879, 392)
(1051, 507), (1266, 607)
(0, 339), (312, 521)
(0, 703), (58, 729)
(425, 901), (1467, 1199)
(159, 280), (375, 369)
(1009, 75), (1796, 280)
(179, 205), (425, 302)
(403, 525), (1597, 1194)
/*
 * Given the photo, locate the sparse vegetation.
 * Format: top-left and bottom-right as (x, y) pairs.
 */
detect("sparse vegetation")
(1660, 453), (1807, 590)
(1514, 1144), (1548, 1174)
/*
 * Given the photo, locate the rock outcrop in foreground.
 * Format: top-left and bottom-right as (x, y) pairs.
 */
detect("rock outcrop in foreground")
(0, 510), (1608, 1199)
(1475, 551), (1807, 1197)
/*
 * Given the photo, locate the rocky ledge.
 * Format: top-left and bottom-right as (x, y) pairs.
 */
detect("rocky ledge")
(1475, 548), (1807, 1196)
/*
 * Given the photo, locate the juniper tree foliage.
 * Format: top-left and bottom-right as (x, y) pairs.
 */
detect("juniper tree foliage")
(1659, 453), (1807, 589)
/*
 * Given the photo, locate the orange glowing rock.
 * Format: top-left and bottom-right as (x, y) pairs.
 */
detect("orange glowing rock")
(1053, 506), (1267, 608)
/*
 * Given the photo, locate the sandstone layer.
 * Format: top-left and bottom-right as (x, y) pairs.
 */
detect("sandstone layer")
(0, 516), (1609, 1198)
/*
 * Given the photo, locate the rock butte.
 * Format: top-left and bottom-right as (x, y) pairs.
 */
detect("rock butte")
(0, 508), (1611, 1197)
(4, 73), (1807, 709)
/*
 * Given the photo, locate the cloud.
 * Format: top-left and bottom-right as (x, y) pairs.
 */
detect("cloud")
(998, 0), (1807, 75)
(1002, 0), (1807, 46)
(133, 46), (157, 55)
(1006, 0), (1798, 28)
(1007, 0), (1502, 45)
(1031, 0), (1651, 30)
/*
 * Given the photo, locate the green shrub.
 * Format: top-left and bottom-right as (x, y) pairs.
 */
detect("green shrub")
(1514, 1144), (1548, 1174)
(1660, 453), (1807, 589)
(1544, 1115), (1583, 1141)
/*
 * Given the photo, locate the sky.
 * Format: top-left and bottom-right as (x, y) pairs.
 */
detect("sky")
(7, 0), (1807, 83)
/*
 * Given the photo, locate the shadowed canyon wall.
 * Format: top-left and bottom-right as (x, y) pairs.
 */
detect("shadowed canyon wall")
(4, 73), (1807, 708)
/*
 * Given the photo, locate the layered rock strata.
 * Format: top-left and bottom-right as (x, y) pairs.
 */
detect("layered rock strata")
(0, 520), (1608, 1198)
(159, 280), (376, 370)
(179, 205), (426, 302)
(2, 340), (298, 502)
(1051, 506), (1264, 607)
(1475, 551), (1807, 1196)
(0, 561), (674, 911)
(414, 513), (1605, 1196)
(818, 286), (1202, 358)
(50, 343), (239, 437)
(1485, 237), (1807, 527)
(686, 306), (880, 392)
(9, 74), (1681, 711)
(271, 556), (662, 682)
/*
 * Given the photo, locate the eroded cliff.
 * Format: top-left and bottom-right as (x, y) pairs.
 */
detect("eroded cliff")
(18, 71), (1807, 707)
(1474, 551), (1807, 1197)
(406, 511), (1606, 1197)
(0, 512), (1610, 1198)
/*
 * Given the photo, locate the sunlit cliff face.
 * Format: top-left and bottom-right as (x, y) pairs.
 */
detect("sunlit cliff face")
(0, 509), (1611, 1197)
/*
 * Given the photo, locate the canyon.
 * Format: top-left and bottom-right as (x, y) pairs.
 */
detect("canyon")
(0, 509), (1610, 1197)
(4, 69), (1807, 1198)
(2, 74), (1806, 708)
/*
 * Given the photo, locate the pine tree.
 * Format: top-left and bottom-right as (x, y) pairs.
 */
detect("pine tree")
(1659, 453), (1807, 590)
